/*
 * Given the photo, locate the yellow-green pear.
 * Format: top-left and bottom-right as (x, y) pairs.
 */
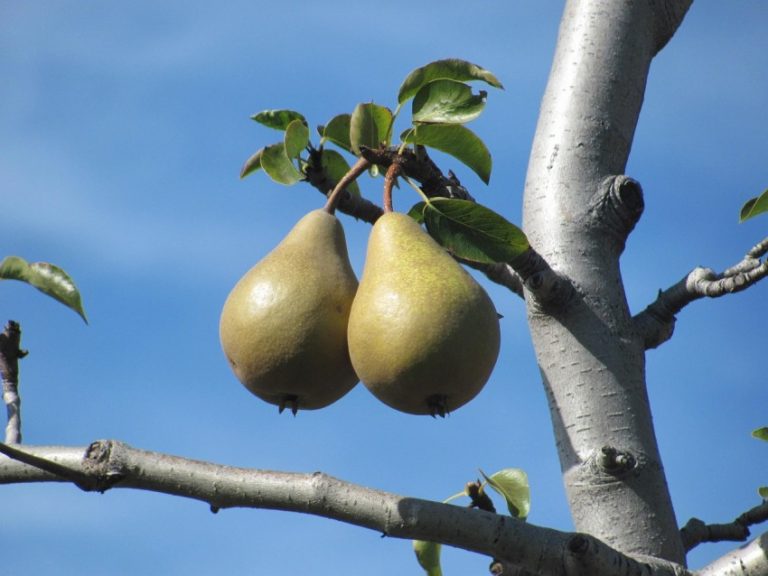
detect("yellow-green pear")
(348, 211), (500, 416)
(219, 209), (358, 414)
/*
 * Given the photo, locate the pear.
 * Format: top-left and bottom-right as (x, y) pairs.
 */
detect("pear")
(219, 209), (359, 414)
(348, 212), (500, 416)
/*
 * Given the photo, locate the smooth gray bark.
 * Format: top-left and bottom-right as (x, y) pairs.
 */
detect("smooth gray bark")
(522, 0), (691, 563)
(0, 441), (686, 576)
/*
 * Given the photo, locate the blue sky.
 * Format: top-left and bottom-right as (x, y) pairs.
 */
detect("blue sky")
(1, 2), (766, 574)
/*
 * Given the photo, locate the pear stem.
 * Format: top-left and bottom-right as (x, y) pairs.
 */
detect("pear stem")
(383, 161), (403, 214)
(323, 157), (371, 215)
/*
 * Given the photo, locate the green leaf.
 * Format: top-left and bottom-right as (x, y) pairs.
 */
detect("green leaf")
(423, 198), (529, 264)
(0, 256), (87, 323)
(481, 468), (530, 520)
(412, 80), (487, 124)
(413, 539), (442, 576)
(321, 114), (353, 153)
(408, 201), (427, 224)
(319, 149), (360, 197)
(740, 189), (768, 222)
(403, 124), (492, 184)
(753, 427), (768, 442)
(759, 486), (768, 498)
(284, 119), (309, 159)
(251, 109), (307, 131)
(240, 148), (264, 179)
(260, 142), (303, 185)
(398, 58), (503, 105)
(350, 103), (393, 155)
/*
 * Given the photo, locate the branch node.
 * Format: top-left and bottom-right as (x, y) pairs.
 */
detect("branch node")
(587, 175), (644, 251)
(466, 480), (496, 513)
(599, 445), (637, 475)
(508, 249), (576, 313)
(567, 534), (590, 555)
(81, 440), (127, 492)
(359, 145), (475, 201)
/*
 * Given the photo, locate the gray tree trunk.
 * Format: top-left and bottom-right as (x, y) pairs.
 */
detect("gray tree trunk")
(523, 0), (692, 564)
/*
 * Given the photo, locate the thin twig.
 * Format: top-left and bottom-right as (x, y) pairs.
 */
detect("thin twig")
(634, 236), (768, 349)
(0, 441), (97, 489)
(680, 500), (768, 552)
(1, 321), (28, 444)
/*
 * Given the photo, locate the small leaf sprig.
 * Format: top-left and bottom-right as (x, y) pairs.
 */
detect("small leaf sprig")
(413, 468), (530, 576)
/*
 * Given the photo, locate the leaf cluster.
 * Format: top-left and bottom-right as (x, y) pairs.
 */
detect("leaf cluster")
(239, 59), (529, 265)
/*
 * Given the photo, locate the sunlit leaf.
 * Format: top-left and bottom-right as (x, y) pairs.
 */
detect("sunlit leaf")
(0, 256), (88, 323)
(423, 198), (528, 264)
(402, 124), (492, 184)
(740, 189), (768, 222)
(481, 468), (530, 520)
(240, 148), (264, 179)
(412, 80), (487, 124)
(260, 142), (303, 185)
(284, 119), (309, 159)
(319, 149), (360, 197)
(322, 114), (353, 153)
(350, 103), (393, 155)
(251, 109), (307, 131)
(753, 427), (768, 442)
(759, 486), (768, 498)
(398, 58), (503, 105)
(413, 539), (442, 576)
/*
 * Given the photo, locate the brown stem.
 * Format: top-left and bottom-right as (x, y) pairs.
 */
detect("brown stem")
(383, 160), (402, 214)
(323, 156), (371, 215)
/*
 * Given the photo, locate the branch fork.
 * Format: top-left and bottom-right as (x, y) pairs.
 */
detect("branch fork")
(635, 236), (768, 349)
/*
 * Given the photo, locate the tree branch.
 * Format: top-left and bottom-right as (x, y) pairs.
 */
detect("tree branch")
(0, 441), (691, 576)
(634, 237), (768, 349)
(359, 145), (476, 203)
(697, 531), (768, 576)
(304, 144), (540, 299)
(521, 0), (690, 561)
(681, 501), (768, 552)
